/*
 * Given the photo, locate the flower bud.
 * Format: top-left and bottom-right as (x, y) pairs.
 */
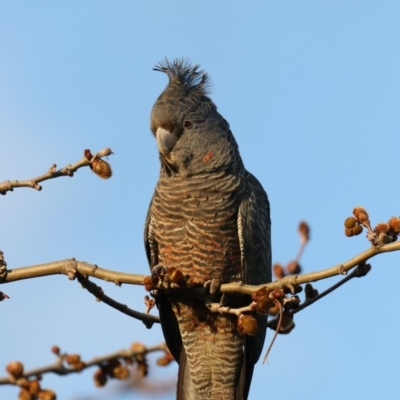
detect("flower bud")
(238, 315), (258, 335)
(93, 369), (107, 387)
(344, 217), (357, 229)
(92, 159), (112, 179)
(6, 361), (24, 378)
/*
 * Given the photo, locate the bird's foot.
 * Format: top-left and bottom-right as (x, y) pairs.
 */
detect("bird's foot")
(203, 277), (222, 301)
(150, 265), (187, 290)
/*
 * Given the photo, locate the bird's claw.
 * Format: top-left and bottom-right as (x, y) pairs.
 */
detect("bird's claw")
(204, 277), (222, 301)
(151, 265), (187, 290)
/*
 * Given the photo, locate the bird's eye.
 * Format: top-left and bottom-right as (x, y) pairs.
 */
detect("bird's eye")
(183, 120), (193, 129)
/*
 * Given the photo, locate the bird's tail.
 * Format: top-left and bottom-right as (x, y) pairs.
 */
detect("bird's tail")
(176, 337), (245, 400)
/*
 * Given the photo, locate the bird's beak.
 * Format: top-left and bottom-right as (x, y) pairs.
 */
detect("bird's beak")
(156, 127), (178, 158)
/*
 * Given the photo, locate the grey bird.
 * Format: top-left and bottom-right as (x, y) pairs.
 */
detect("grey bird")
(144, 59), (271, 400)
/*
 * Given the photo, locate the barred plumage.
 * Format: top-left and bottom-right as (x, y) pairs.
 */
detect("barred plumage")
(145, 59), (271, 400)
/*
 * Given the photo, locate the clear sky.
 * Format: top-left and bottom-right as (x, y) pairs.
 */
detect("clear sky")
(1, 1), (399, 399)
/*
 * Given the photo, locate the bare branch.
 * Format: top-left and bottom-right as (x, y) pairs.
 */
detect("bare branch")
(1, 241), (399, 304)
(75, 272), (160, 328)
(0, 259), (144, 285)
(0, 258), (160, 326)
(290, 262), (371, 315)
(221, 241), (400, 295)
(0, 148), (113, 195)
(0, 343), (169, 386)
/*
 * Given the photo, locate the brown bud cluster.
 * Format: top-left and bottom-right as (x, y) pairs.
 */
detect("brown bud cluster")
(344, 216), (363, 237)
(345, 208), (400, 245)
(93, 358), (130, 387)
(237, 315), (258, 336)
(17, 379), (56, 400)
(84, 148), (113, 179)
(63, 354), (86, 372)
(254, 295), (274, 315)
(143, 275), (153, 292)
(372, 222), (398, 245)
(251, 287), (271, 302)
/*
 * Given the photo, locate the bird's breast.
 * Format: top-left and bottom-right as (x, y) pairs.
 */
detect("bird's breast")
(152, 172), (244, 284)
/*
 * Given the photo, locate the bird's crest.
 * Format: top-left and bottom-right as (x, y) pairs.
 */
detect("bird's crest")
(153, 58), (211, 96)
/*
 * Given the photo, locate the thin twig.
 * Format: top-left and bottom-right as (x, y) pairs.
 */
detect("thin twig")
(76, 272), (159, 328)
(0, 147), (113, 195)
(291, 263), (371, 315)
(0, 343), (168, 385)
(263, 301), (282, 363)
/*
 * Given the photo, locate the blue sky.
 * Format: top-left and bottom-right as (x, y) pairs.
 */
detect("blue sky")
(1, 1), (399, 399)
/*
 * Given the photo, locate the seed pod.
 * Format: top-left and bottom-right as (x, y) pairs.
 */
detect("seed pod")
(255, 295), (274, 315)
(6, 361), (24, 378)
(344, 228), (354, 237)
(344, 217), (357, 229)
(238, 315), (258, 336)
(93, 369), (108, 387)
(273, 263), (285, 279)
(353, 206), (369, 223)
(91, 159), (112, 179)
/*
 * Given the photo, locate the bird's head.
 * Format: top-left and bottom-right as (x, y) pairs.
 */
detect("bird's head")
(150, 58), (242, 177)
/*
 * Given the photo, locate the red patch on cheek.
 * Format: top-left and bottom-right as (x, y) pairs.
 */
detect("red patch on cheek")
(203, 151), (213, 163)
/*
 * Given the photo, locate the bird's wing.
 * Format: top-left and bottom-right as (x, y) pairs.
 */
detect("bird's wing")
(238, 171), (272, 399)
(144, 196), (183, 362)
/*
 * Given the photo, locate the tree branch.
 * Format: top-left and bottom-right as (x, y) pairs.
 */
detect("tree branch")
(221, 241), (400, 295)
(290, 262), (371, 315)
(1, 241), (399, 330)
(75, 271), (160, 328)
(0, 147), (113, 195)
(1, 241), (400, 293)
(0, 342), (169, 385)
(0, 259), (144, 285)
